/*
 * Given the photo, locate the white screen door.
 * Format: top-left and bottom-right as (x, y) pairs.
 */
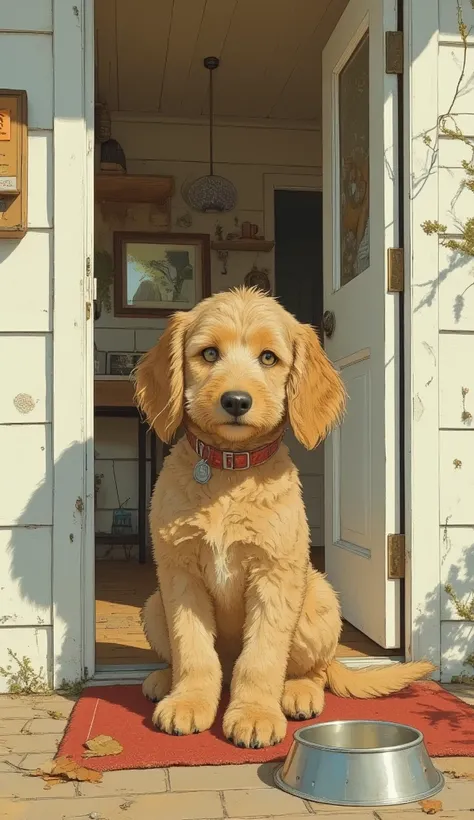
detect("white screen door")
(323, 0), (401, 649)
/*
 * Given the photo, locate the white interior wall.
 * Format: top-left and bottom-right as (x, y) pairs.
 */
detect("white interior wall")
(94, 117), (324, 554)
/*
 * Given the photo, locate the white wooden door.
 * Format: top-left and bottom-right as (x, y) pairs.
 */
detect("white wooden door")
(322, 0), (401, 648)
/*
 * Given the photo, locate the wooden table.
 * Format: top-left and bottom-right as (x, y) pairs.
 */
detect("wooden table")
(94, 379), (158, 564)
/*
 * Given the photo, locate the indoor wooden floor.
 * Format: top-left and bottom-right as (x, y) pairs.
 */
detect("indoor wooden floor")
(95, 558), (394, 667)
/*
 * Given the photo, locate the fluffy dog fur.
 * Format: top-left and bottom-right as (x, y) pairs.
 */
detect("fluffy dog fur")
(135, 287), (434, 749)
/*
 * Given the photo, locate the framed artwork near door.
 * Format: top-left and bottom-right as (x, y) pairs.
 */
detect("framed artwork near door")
(113, 232), (211, 317)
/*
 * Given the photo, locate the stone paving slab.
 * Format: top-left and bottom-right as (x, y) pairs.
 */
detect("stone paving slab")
(169, 762), (276, 791)
(0, 719), (27, 735)
(223, 787), (310, 816)
(0, 791), (225, 820)
(76, 766), (168, 797)
(435, 756), (474, 777)
(23, 718), (68, 734)
(0, 733), (62, 754)
(0, 771), (77, 800)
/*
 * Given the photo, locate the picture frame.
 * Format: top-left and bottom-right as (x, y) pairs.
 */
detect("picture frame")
(113, 232), (211, 317)
(106, 352), (143, 377)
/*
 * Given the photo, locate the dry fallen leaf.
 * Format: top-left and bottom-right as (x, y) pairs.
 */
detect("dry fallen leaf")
(30, 755), (102, 785)
(47, 710), (65, 720)
(42, 776), (63, 790)
(83, 734), (123, 758)
(419, 799), (443, 815)
(445, 769), (474, 780)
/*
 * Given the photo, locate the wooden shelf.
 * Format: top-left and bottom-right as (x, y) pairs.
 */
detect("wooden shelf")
(95, 173), (174, 204)
(96, 533), (139, 545)
(95, 378), (136, 408)
(211, 240), (274, 253)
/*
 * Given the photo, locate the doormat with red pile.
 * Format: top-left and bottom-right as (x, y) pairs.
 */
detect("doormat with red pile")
(58, 682), (474, 771)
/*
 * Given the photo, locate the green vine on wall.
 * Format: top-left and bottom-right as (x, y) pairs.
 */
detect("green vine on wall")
(422, 0), (474, 262)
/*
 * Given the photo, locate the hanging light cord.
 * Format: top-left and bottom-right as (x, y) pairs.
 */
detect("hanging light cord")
(209, 64), (214, 176)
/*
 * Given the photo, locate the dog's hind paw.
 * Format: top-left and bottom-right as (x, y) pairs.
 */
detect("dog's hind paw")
(142, 668), (172, 703)
(281, 678), (325, 720)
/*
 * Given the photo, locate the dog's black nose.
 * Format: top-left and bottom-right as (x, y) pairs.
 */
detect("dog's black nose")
(220, 391), (253, 418)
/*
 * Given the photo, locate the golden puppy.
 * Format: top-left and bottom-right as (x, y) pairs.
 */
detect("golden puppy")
(135, 287), (434, 749)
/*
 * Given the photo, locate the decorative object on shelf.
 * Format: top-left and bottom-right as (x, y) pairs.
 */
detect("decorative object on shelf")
(215, 221), (224, 241)
(217, 249), (229, 275)
(111, 508), (133, 535)
(182, 57), (237, 213)
(113, 231), (211, 317)
(94, 249), (114, 314)
(95, 103), (111, 143)
(211, 218), (274, 252)
(241, 221), (259, 239)
(226, 215), (241, 241)
(106, 352), (143, 377)
(176, 211), (192, 228)
(94, 101), (127, 174)
(100, 138), (127, 174)
(244, 265), (271, 294)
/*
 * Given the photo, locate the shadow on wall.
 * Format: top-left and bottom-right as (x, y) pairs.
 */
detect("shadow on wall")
(412, 534), (474, 683)
(4, 441), (94, 691)
(2, 439), (474, 688)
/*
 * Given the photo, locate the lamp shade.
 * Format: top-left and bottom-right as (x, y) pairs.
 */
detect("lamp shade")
(184, 174), (237, 213)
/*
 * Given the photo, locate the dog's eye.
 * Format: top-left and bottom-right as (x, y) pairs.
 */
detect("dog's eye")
(259, 350), (278, 367)
(202, 347), (219, 363)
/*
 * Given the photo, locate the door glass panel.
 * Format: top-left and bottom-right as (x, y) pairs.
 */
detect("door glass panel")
(338, 31), (370, 288)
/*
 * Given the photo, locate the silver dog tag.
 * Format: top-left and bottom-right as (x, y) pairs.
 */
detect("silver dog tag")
(193, 459), (212, 484)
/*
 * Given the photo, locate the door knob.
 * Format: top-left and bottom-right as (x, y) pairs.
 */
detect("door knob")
(322, 310), (336, 338)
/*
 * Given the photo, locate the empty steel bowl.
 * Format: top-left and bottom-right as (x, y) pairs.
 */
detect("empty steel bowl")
(274, 720), (444, 807)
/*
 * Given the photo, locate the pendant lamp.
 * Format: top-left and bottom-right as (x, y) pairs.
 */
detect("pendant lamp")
(183, 57), (237, 213)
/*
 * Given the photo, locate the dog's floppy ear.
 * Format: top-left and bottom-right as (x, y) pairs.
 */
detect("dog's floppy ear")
(287, 324), (346, 450)
(134, 311), (190, 442)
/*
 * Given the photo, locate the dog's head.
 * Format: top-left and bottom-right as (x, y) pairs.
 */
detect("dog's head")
(135, 288), (345, 449)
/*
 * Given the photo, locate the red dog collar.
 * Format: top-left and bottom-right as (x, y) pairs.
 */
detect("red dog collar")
(185, 429), (283, 471)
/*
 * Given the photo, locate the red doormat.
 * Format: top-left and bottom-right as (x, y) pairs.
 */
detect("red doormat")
(58, 682), (474, 771)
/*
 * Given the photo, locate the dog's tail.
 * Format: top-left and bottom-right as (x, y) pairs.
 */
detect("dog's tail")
(326, 658), (436, 699)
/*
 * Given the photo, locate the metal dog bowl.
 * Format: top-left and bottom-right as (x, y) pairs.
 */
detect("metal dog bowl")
(274, 720), (444, 807)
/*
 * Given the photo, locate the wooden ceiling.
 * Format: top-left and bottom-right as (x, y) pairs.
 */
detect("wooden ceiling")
(95, 0), (348, 123)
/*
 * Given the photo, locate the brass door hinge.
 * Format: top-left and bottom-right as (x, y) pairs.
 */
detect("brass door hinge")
(86, 302), (91, 320)
(385, 31), (404, 74)
(387, 247), (404, 292)
(388, 534), (405, 579)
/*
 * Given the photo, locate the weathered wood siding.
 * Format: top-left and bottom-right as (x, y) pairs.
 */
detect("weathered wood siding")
(0, 0), (91, 692)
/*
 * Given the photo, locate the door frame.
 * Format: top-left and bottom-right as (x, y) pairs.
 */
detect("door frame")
(402, 0), (441, 676)
(82, 0), (96, 683)
(263, 173), (323, 265)
(76, 1), (441, 685)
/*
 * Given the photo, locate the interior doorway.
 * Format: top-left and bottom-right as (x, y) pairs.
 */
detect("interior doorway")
(89, 0), (404, 677)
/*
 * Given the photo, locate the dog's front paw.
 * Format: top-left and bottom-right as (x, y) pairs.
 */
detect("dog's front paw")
(282, 678), (325, 719)
(142, 668), (172, 703)
(223, 700), (287, 748)
(152, 692), (217, 735)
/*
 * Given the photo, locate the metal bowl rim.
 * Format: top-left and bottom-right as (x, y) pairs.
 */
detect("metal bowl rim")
(292, 719), (424, 753)
(273, 763), (445, 807)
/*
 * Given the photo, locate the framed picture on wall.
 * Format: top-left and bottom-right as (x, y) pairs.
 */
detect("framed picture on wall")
(113, 232), (211, 317)
(106, 352), (143, 377)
